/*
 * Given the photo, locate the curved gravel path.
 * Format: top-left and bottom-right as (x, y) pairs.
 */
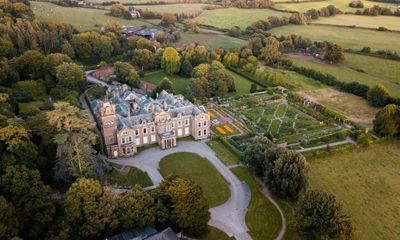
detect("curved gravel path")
(109, 140), (252, 240)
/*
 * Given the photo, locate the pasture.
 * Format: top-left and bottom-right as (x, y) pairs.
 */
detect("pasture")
(286, 53), (400, 97)
(311, 15), (400, 31)
(159, 152), (230, 207)
(196, 8), (290, 29)
(298, 88), (380, 129)
(136, 3), (213, 14)
(274, 0), (395, 13)
(269, 24), (400, 52)
(309, 140), (400, 240)
(31, 1), (150, 30)
(178, 30), (247, 50)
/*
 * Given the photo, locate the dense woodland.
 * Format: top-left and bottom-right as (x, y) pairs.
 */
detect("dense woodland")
(1, 0), (400, 239)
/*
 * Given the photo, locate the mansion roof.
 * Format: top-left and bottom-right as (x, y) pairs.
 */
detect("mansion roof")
(90, 85), (207, 131)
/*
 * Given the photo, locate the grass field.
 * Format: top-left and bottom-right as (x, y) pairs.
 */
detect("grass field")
(136, 4), (213, 14)
(202, 226), (234, 240)
(308, 140), (400, 239)
(232, 167), (282, 240)
(269, 24), (400, 52)
(196, 8), (290, 29)
(286, 53), (400, 97)
(178, 31), (247, 50)
(312, 15), (400, 31)
(229, 71), (262, 94)
(207, 140), (241, 166)
(274, 0), (395, 13)
(31, 1), (152, 30)
(159, 152), (230, 207)
(103, 166), (153, 187)
(142, 71), (189, 94)
(298, 88), (380, 129)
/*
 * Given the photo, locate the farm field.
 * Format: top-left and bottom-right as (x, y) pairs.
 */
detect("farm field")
(311, 15), (400, 31)
(308, 140), (400, 240)
(232, 167), (282, 240)
(136, 4), (213, 14)
(196, 8), (290, 29)
(298, 88), (380, 129)
(269, 24), (400, 52)
(159, 152), (230, 207)
(31, 1), (150, 30)
(286, 53), (400, 97)
(273, 0), (395, 13)
(103, 166), (153, 187)
(178, 31), (246, 50)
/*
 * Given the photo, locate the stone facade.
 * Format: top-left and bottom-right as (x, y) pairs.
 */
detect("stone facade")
(91, 85), (210, 158)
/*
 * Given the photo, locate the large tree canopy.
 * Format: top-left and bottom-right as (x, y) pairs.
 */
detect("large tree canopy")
(161, 47), (181, 75)
(373, 104), (400, 136)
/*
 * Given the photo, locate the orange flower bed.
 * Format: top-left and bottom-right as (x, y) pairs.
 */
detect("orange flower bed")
(215, 126), (226, 135)
(223, 124), (235, 133)
(209, 111), (217, 119)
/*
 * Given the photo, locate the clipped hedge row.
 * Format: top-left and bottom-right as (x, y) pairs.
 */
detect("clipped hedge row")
(324, 108), (348, 122)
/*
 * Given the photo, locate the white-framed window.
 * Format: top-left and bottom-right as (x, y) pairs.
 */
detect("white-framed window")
(135, 129), (139, 135)
(178, 121), (181, 127)
(198, 130), (201, 136)
(127, 148), (130, 154)
(129, 136), (132, 142)
(151, 126), (155, 132)
(122, 148), (126, 154)
(122, 138), (125, 144)
(204, 129), (207, 135)
(143, 128), (147, 134)
(198, 122), (201, 127)
(203, 121), (207, 126)
(185, 119), (189, 125)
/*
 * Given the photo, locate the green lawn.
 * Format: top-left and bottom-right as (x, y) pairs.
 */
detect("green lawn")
(269, 24), (400, 52)
(202, 226), (234, 240)
(103, 166), (153, 187)
(232, 167), (283, 240)
(31, 1), (151, 31)
(207, 139), (241, 166)
(274, 0), (395, 13)
(159, 152), (230, 207)
(312, 15), (400, 31)
(229, 71), (262, 95)
(308, 140), (400, 239)
(142, 71), (189, 94)
(178, 30), (247, 50)
(286, 53), (400, 97)
(196, 8), (290, 29)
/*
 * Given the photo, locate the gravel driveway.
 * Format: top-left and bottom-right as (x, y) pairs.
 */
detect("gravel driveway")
(109, 140), (252, 240)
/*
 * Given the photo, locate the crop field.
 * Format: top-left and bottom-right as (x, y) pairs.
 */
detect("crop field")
(273, 0), (395, 13)
(286, 53), (400, 97)
(298, 88), (380, 129)
(196, 8), (290, 29)
(31, 1), (151, 30)
(136, 4), (213, 14)
(178, 30), (247, 50)
(311, 15), (400, 31)
(309, 140), (400, 239)
(223, 94), (342, 144)
(269, 24), (400, 52)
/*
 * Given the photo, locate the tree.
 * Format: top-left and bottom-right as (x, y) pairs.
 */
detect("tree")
(161, 47), (181, 75)
(117, 186), (156, 229)
(260, 37), (281, 65)
(265, 150), (309, 199)
(324, 43), (344, 63)
(61, 41), (76, 58)
(180, 59), (193, 77)
(243, 136), (277, 176)
(133, 49), (154, 71)
(0, 165), (54, 239)
(295, 190), (353, 239)
(12, 80), (46, 102)
(65, 178), (119, 240)
(373, 104), (400, 136)
(0, 120), (38, 168)
(0, 37), (13, 58)
(223, 52), (239, 67)
(109, 3), (130, 18)
(43, 53), (72, 77)
(55, 62), (86, 92)
(103, 20), (123, 35)
(367, 84), (390, 107)
(153, 77), (173, 97)
(229, 26), (241, 37)
(157, 176), (209, 236)
(0, 196), (19, 239)
(289, 13), (308, 25)
(161, 13), (177, 26)
(113, 61), (140, 87)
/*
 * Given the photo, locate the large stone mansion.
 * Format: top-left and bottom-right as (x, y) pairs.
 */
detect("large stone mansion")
(90, 84), (210, 158)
